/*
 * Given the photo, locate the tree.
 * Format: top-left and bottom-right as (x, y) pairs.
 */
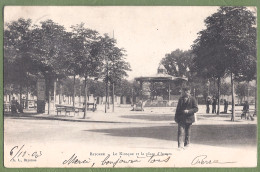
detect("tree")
(108, 45), (131, 111)
(235, 82), (247, 104)
(132, 81), (141, 103)
(4, 18), (35, 103)
(88, 80), (106, 97)
(192, 11), (229, 115)
(192, 7), (256, 120)
(30, 20), (70, 114)
(161, 49), (193, 78)
(161, 49), (207, 101)
(220, 82), (231, 96)
(67, 23), (100, 108)
(73, 26), (102, 118)
(114, 79), (132, 97)
(30, 20), (69, 77)
(149, 82), (168, 100)
(95, 34), (131, 112)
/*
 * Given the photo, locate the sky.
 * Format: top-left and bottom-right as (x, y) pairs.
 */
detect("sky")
(4, 6), (221, 80)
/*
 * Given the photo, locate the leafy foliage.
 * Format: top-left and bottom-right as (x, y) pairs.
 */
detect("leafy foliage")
(4, 18), (132, 104)
(192, 7), (256, 81)
(161, 49), (193, 78)
(220, 82), (231, 96)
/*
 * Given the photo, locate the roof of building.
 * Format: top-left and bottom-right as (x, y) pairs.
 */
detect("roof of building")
(135, 64), (188, 82)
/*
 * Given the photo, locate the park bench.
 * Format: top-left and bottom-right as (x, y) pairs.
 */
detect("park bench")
(56, 106), (66, 115)
(65, 106), (75, 116)
(56, 103), (96, 116)
(56, 105), (75, 116)
(74, 104), (96, 115)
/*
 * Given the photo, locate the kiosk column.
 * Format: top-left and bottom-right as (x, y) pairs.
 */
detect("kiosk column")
(37, 78), (45, 113)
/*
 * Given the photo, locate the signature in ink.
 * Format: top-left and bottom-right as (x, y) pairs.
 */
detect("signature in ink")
(191, 155), (236, 165)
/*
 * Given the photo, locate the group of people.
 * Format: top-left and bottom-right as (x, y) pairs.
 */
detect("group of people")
(10, 97), (23, 113)
(206, 96), (229, 114)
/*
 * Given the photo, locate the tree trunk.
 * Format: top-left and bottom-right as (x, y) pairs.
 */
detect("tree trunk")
(73, 74), (76, 107)
(26, 85), (29, 109)
(79, 85), (81, 106)
(231, 73), (235, 121)
(19, 84), (22, 105)
(48, 90), (51, 115)
(83, 76), (88, 119)
(105, 56), (109, 113)
(213, 78), (216, 95)
(108, 83), (110, 109)
(105, 79), (108, 113)
(59, 83), (62, 104)
(255, 79), (257, 113)
(217, 76), (221, 115)
(112, 82), (115, 112)
(247, 81), (250, 101)
(207, 79), (210, 96)
(132, 88), (134, 106)
(19, 85), (23, 112)
(54, 79), (57, 108)
(168, 82), (171, 103)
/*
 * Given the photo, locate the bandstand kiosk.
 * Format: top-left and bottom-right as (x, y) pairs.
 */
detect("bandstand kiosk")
(134, 64), (187, 111)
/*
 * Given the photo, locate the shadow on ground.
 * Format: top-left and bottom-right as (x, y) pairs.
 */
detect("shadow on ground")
(4, 112), (40, 117)
(121, 114), (174, 121)
(87, 124), (257, 147)
(121, 113), (244, 121)
(4, 113), (121, 124)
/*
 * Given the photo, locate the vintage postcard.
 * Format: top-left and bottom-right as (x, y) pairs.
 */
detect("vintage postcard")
(3, 6), (257, 168)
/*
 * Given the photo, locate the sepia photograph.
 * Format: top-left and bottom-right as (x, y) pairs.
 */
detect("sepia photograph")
(3, 6), (257, 168)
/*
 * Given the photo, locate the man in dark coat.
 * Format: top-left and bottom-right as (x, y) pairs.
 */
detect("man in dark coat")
(242, 101), (250, 119)
(206, 96), (211, 113)
(212, 96), (217, 113)
(224, 99), (228, 113)
(10, 97), (18, 113)
(175, 86), (198, 149)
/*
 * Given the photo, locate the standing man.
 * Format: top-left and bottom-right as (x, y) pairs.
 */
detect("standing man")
(242, 101), (250, 120)
(212, 96), (217, 114)
(175, 86), (198, 149)
(224, 99), (229, 113)
(10, 97), (18, 113)
(206, 96), (211, 113)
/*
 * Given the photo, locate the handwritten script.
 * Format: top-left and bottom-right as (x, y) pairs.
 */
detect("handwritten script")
(191, 155), (236, 165)
(9, 147), (238, 167)
(63, 152), (171, 167)
(10, 145), (42, 162)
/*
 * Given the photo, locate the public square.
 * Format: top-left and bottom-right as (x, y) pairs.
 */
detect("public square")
(4, 104), (257, 167)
